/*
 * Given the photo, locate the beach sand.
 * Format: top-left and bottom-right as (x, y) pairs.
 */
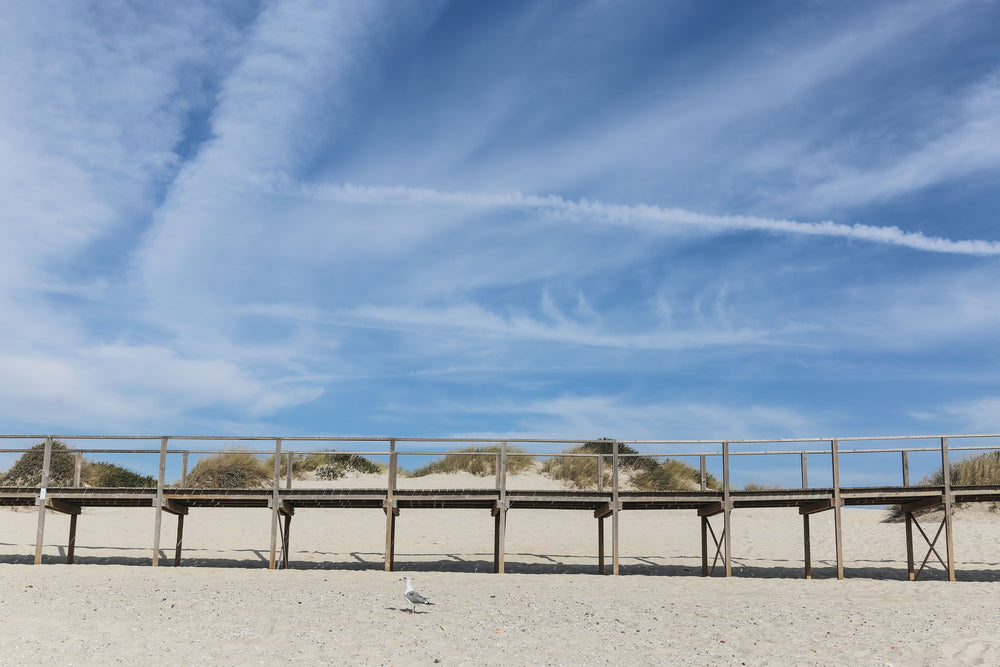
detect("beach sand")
(2, 472), (999, 665)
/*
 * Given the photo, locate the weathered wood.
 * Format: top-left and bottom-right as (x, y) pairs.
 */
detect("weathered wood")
(269, 438), (282, 570)
(74, 453), (82, 487)
(384, 440), (398, 572)
(161, 498), (189, 516)
(612, 440), (620, 575)
(598, 516), (605, 575)
(800, 453), (808, 489)
(286, 452), (293, 490)
(34, 436), (53, 565)
(798, 498), (837, 515)
(697, 501), (724, 517)
(495, 442), (508, 574)
(831, 439), (844, 580)
(152, 437), (168, 566)
(902, 451), (910, 487)
(45, 498), (82, 515)
(899, 496), (943, 513)
(802, 515), (811, 579)
(181, 452), (189, 486)
(701, 517), (709, 576)
(940, 437), (956, 581)
(174, 514), (184, 566)
(722, 441), (731, 577)
(905, 512), (915, 580)
(593, 502), (613, 519)
(282, 514), (292, 569)
(67, 514), (78, 564)
(700, 455), (707, 491)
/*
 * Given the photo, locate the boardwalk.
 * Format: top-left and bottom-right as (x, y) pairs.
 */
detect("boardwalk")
(3, 434), (999, 580)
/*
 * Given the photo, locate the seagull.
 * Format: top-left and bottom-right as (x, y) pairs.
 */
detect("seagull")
(399, 576), (435, 613)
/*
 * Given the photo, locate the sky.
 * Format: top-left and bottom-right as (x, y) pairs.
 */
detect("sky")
(2, 0), (1000, 461)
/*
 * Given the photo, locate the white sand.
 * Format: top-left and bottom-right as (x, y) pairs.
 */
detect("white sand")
(2, 472), (1000, 664)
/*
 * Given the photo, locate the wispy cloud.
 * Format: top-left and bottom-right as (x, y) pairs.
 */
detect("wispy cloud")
(279, 180), (1000, 256)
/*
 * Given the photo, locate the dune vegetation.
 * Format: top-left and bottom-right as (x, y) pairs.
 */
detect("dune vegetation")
(885, 450), (1000, 520)
(407, 445), (534, 477)
(0, 440), (155, 487)
(541, 440), (719, 490)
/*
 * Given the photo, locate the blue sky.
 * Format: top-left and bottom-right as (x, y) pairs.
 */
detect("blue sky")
(2, 0), (1000, 447)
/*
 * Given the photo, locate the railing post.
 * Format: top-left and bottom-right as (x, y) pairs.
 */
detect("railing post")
(384, 440), (398, 572)
(722, 441), (731, 577)
(152, 437), (167, 566)
(286, 452), (293, 489)
(181, 451), (189, 486)
(612, 441), (620, 575)
(597, 455), (604, 492)
(802, 451), (811, 579)
(700, 454), (707, 491)
(902, 451), (910, 486)
(941, 437), (956, 581)
(73, 452), (82, 487)
(494, 442), (508, 573)
(33, 436), (54, 565)
(269, 438), (282, 570)
(832, 439), (844, 580)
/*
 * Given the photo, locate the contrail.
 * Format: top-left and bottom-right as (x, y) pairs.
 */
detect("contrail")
(278, 179), (1000, 257)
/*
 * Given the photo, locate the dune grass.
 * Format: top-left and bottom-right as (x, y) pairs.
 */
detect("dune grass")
(0, 440), (154, 488)
(885, 450), (1000, 520)
(407, 445), (534, 477)
(541, 440), (718, 490)
(185, 448), (272, 488)
(264, 451), (386, 480)
(741, 480), (786, 491)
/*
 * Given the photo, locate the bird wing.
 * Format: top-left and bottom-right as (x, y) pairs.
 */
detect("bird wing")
(406, 589), (431, 605)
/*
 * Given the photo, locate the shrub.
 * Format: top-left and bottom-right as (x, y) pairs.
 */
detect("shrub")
(0, 440), (77, 486)
(82, 461), (156, 488)
(408, 445), (534, 477)
(631, 458), (719, 491)
(740, 480), (785, 491)
(185, 448), (271, 488)
(542, 440), (660, 489)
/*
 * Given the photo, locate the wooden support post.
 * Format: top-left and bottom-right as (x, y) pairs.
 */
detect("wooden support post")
(181, 452), (189, 486)
(175, 515), (184, 567)
(494, 442), (507, 574)
(902, 451), (910, 487)
(34, 436), (53, 565)
(612, 441), (620, 575)
(700, 455), (707, 491)
(74, 453), (82, 487)
(67, 514), (78, 564)
(286, 452), (293, 490)
(803, 514), (811, 579)
(384, 440), (397, 572)
(831, 439), (844, 580)
(940, 437), (956, 581)
(905, 511), (915, 581)
(152, 437), (167, 566)
(598, 455), (604, 491)
(701, 517), (708, 576)
(282, 514), (292, 569)
(802, 452), (810, 579)
(722, 441), (731, 577)
(598, 516), (605, 575)
(269, 438), (282, 570)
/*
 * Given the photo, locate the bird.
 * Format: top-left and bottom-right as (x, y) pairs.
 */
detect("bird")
(399, 576), (435, 613)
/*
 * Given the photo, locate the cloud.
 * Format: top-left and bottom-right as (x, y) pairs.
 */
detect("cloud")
(279, 180), (1000, 256)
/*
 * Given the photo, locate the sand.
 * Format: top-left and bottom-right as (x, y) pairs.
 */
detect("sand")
(2, 471), (1000, 665)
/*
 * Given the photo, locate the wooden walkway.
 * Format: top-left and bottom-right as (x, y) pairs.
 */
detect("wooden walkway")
(3, 434), (1000, 580)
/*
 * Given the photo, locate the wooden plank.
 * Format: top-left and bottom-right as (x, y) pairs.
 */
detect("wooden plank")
(899, 496), (943, 513)
(161, 498), (189, 516)
(698, 501), (724, 517)
(34, 436), (53, 565)
(700, 517), (708, 576)
(798, 498), (837, 515)
(598, 516), (605, 575)
(905, 512), (915, 581)
(593, 502), (613, 519)
(45, 498), (82, 515)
